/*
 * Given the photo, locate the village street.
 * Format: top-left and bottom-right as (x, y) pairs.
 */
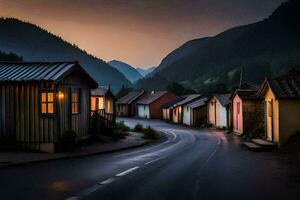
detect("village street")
(0, 118), (299, 200)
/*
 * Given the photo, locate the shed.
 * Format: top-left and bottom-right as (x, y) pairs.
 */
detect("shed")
(257, 73), (300, 146)
(232, 89), (263, 135)
(183, 97), (208, 127)
(137, 91), (177, 119)
(172, 94), (202, 124)
(116, 90), (145, 117)
(0, 62), (98, 152)
(91, 86), (116, 114)
(207, 94), (231, 129)
(161, 96), (186, 121)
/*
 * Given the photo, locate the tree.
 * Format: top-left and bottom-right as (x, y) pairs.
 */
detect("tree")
(116, 85), (133, 99)
(167, 82), (196, 96)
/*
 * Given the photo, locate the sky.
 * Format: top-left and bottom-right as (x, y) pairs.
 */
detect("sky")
(0, 0), (287, 68)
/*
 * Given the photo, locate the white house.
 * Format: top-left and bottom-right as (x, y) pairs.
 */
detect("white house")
(207, 94), (231, 129)
(183, 97), (208, 127)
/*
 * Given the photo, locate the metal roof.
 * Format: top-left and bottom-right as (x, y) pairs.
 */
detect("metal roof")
(91, 86), (109, 96)
(174, 94), (202, 107)
(215, 94), (232, 106)
(137, 91), (168, 105)
(0, 62), (98, 87)
(186, 97), (208, 109)
(117, 90), (145, 104)
(161, 96), (186, 109)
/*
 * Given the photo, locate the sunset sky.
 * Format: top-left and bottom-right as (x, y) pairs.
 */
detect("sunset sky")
(0, 0), (286, 68)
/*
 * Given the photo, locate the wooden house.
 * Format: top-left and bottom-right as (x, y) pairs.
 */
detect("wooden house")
(183, 97), (208, 127)
(161, 96), (186, 121)
(232, 89), (263, 135)
(257, 74), (300, 146)
(91, 86), (116, 114)
(0, 62), (98, 152)
(116, 90), (145, 117)
(207, 94), (231, 129)
(137, 91), (177, 119)
(172, 94), (202, 124)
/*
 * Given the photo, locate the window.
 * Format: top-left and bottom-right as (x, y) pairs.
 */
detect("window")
(72, 89), (80, 114)
(41, 90), (54, 115)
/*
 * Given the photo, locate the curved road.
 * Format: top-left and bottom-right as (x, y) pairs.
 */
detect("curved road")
(0, 118), (299, 200)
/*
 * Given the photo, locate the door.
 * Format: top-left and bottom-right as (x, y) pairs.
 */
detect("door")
(266, 100), (274, 141)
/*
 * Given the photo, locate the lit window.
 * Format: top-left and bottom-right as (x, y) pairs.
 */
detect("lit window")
(72, 89), (80, 114)
(41, 91), (54, 114)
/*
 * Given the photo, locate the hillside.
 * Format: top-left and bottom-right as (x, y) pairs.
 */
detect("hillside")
(108, 60), (142, 83)
(0, 18), (131, 91)
(137, 67), (156, 77)
(136, 0), (300, 93)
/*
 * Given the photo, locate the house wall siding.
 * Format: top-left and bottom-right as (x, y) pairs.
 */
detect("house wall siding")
(279, 99), (300, 146)
(150, 92), (177, 119)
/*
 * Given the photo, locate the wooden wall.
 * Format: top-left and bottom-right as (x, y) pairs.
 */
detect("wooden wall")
(0, 82), (57, 144)
(0, 70), (93, 151)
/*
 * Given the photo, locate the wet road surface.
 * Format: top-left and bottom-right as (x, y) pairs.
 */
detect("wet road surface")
(0, 118), (299, 200)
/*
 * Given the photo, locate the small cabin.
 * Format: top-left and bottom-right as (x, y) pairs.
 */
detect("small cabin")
(207, 94), (231, 129)
(116, 90), (145, 117)
(137, 91), (177, 119)
(161, 96), (186, 121)
(183, 97), (208, 127)
(172, 95), (202, 124)
(91, 86), (116, 115)
(232, 89), (263, 135)
(0, 62), (98, 152)
(257, 75), (300, 146)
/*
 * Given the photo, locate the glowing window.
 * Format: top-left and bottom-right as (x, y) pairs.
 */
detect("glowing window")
(41, 91), (54, 114)
(72, 89), (80, 114)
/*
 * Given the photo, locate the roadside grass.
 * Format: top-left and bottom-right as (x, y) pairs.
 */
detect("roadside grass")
(112, 121), (130, 140)
(132, 124), (160, 140)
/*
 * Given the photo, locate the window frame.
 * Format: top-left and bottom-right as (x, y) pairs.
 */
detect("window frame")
(40, 89), (56, 117)
(71, 88), (80, 115)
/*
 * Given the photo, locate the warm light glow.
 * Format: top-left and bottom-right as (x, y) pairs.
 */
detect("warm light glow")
(58, 91), (64, 99)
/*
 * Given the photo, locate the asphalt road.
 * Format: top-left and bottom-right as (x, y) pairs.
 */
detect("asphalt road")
(0, 118), (299, 200)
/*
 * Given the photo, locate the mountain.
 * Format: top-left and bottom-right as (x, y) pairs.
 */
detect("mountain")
(108, 60), (143, 83)
(0, 18), (131, 91)
(136, 67), (156, 77)
(136, 0), (300, 94)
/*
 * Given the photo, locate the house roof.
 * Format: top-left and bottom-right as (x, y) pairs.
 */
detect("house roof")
(186, 97), (208, 109)
(91, 86), (109, 96)
(234, 89), (258, 100)
(214, 94), (232, 106)
(161, 96), (186, 109)
(174, 94), (202, 107)
(0, 61), (98, 88)
(258, 76), (300, 99)
(117, 90), (145, 104)
(137, 91), (168, 105)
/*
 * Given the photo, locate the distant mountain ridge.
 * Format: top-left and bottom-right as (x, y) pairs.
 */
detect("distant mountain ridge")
(108, 60), (143, 83)
(136, 0), (300, 94)
(137, 67), (156, 77)
(0, 18), (131, 91)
